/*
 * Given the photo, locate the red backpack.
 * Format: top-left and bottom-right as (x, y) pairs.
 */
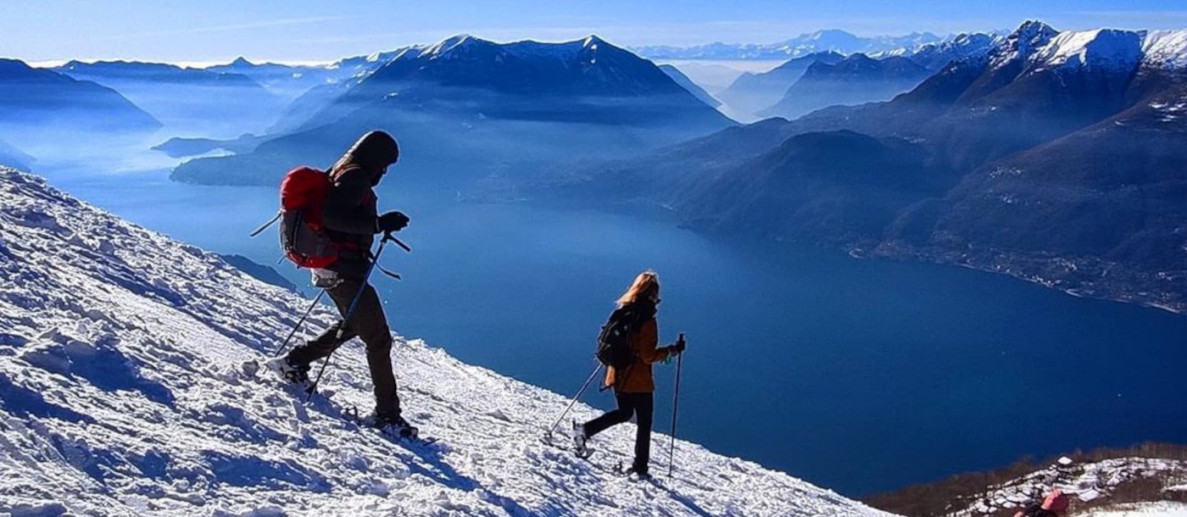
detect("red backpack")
(249, 166), (339, 269)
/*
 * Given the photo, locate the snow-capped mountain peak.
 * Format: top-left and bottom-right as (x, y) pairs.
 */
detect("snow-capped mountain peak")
(1142, 30), (1187, 70)
(1028, 29), (1144, 73)
(991, 20), (1060, 69)
(0, 166), (889, 515)
(582, 34), (604, 50)
(422, 34), (488, 59)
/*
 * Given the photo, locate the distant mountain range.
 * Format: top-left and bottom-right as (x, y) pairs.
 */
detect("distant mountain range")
(758, 54), (932, 120)
(876, 32), (1002, 70)
(717, 32), (1003, 119)
(633, 29), (946, 60)
(207, 51), (411, 134)
(54, 61), (285, 138)
(204, 57), (342, 103)
(0, 59), (160, 153)
(544, 21), (1187, 313)
(718, 51), (845, 116)
(44, 50), (408, 141)
(171, 35), (733, 187)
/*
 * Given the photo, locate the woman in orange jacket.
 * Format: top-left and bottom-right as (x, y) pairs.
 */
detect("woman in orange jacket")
(574, 271), (685, 478)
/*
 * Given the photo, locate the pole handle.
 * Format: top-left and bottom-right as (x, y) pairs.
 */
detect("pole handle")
(384, 233), (412, 253)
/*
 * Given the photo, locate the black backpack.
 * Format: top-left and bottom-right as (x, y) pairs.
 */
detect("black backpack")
(596, 304), (651, 369)
(1021, 504), (1057, 517)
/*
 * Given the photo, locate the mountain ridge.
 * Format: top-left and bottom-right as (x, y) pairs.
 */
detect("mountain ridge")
(172, 34), (733, 187)
(0, 58), (161, 152)
(633, 30), (946, 60)
(539, 20), (1187, 314)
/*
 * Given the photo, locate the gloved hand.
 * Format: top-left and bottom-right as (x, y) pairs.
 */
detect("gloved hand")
(376, 211), (410, 234)
(671, 335), (686, 354)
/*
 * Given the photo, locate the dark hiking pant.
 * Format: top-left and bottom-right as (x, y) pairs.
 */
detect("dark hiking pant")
(583, 391), (654, 473)
(287, 278), (401, 418)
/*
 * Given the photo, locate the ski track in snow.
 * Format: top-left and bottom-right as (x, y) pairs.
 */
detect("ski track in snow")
(0, 167), (893, 516)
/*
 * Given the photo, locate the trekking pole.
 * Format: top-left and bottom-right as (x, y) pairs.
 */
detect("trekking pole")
(543, 362), (604, 441)
(271, 289), (327, 357)
(306, 233), (401, 400)
(668, 333), (685, 479)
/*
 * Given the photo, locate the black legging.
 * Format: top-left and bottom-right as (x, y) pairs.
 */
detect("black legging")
(583, 391), (654, 473)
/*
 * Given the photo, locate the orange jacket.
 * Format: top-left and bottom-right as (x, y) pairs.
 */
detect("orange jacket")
(603, 318), (673, 393)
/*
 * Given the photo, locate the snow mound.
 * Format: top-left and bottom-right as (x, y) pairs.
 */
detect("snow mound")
(0, 166), (892, 516)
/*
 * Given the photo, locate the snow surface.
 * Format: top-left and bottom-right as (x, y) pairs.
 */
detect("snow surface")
(422, 35), (482, 60)
(0, 166), (893, 516)
(987, 23), (1187, 78)
(1028, 29), (1144, 73)
(1084, 502), (1187, 516)
(1142, 30), (1187, 70)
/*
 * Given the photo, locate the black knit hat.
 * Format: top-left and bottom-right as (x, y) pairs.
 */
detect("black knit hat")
(347, 130), (399, 170)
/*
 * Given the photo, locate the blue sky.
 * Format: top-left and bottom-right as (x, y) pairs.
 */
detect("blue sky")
(5, 0), (1187, 64)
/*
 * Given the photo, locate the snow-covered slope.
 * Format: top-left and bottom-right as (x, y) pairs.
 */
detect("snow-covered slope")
(1085, 502), (1187, 516)
(0, 166), (892, 516)
(984, 23), (1187, 80)
(1142, 30), (1187, 71)
(1027, 29), (1145, 74)
(879, 32), (1001, 71)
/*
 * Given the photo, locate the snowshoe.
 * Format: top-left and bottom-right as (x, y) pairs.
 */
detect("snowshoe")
(375, 414), (419, 439)
(622, 465), (652, 482)
(265, 356), (310, 386)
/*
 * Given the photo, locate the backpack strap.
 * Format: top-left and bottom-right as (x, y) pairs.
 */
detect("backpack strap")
(249, 211), (282, 237)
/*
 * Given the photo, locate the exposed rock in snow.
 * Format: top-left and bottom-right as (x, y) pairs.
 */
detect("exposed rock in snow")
(1084, 502), (1187, 516)
(949, 456), (1187, 516)
(895, 32), (1002, 71)
(990, 20), (1060, 70)
(0, 165), (892, 515)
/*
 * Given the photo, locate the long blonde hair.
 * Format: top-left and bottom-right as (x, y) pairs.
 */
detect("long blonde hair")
(617, 270), (660, 308)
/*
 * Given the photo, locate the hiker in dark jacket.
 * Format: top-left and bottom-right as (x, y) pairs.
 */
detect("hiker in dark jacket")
(574, 271), (685, 478)
(268, 130), (415, 435)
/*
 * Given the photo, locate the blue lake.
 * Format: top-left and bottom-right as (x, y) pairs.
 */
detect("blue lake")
(34, 151), (1187, 496)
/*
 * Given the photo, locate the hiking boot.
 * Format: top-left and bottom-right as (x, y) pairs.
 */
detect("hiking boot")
(375, 413), (418, 438)
(572, 421), (591, 458)
(265, 356), (310, 385)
